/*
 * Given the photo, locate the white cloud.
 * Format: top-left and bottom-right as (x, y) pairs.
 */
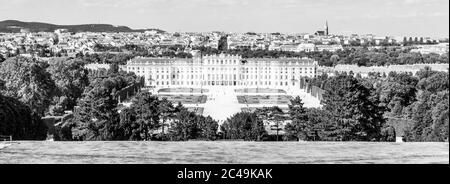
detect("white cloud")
(394, 11), (448, 18)
(403, 0), (443, 5)
(77, 0), (168, 8)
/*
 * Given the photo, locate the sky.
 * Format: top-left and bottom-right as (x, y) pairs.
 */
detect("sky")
(0, 0), (448, 37)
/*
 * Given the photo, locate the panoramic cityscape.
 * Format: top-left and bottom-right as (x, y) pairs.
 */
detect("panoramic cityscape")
(0, 0), (449, 165)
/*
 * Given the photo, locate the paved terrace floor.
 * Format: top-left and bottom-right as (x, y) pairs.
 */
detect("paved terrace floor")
(151, 87), (321, 123)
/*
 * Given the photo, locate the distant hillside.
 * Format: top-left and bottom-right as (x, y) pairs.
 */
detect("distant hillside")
(0, 20), (165, 33)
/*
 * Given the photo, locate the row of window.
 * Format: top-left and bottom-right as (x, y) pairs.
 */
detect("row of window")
(129, 67), (315, 74)
(206, 59), (238, 65)
(149, 73), (315, 80)
(151, 81), (298, 86)
(132, 60), (315, 66)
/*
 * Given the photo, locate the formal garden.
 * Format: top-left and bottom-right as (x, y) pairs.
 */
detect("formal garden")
(158, 88), (209, 93)
(241, 107), (290, 113)
(237, 95), (293, 104)
(235, 88), (286, 94)
(157, 94), (207, 104)
(186, 107), (205, 115)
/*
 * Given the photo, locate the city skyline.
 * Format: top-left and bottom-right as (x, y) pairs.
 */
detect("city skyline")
(0, 0), (448, 37)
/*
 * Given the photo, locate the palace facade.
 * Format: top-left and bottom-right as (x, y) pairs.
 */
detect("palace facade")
(125, 53), (318, 89)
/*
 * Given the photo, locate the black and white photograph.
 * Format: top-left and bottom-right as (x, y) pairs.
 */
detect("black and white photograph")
(0, 0), (449, 173)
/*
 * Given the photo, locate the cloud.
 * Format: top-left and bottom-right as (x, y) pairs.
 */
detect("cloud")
(76, 0), (168, 8)
(0, 0), (32, 10)
(403, 0), (443, 5)
(403, 0), (431, 4)
(395, 11), (449, 18)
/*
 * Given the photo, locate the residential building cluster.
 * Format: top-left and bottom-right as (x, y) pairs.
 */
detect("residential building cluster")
(1, 22), (448, 58)
(410, 43), (449, 55)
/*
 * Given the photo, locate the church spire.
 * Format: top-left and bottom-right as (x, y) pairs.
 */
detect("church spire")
(325, 20), (329, 35)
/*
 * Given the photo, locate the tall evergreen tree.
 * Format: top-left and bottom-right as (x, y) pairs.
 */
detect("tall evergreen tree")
(71, 79), (120, 141)
(322, 74), (386, 141)
(221, 112), (266, 141)
(285, 97), (309, 140)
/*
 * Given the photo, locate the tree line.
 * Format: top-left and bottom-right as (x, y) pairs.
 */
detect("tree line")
(55, 89), (219, 141)
(66, 44), (450, 68)
(221, 74), (393, 142)
(1, 56), (448, 142)
(0, 56), (139, 140)
(222, 68), (448, 142)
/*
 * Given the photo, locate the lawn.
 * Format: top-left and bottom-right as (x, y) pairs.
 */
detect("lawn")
(186, 107), (204, 115)
(241, 107), (290, 113)
(237, 95), (293, 104)
(235, 88), (286, 94)
(157, 95), (207, 104)
(158, 88), (209, 93)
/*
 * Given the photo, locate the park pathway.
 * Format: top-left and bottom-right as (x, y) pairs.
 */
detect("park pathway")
(202, 87), (241, 125)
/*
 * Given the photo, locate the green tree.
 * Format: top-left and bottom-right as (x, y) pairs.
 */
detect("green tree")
(128, 92), (162, 140)
(322, 74), (386, 141)
(0, 54), (5, 63)
(197, 116), (219, 140)
(118, 108), (139, 140)
(169, 108), (198, 141)
(378, 72), (418, 116)
(0, 93), (48, 140)
(221, 112), (267, 141)
(47, 58), (89, 111)
(330, 54), (340, 65)
(0, 56), (57, 116)
(255, 106), (286, 141)
(70, 79), (121, 141)
(218, 36), (228, 51)
(158, 98), (175, 135)
(285, 97), (309, 140)
(403, 70), (449, 142)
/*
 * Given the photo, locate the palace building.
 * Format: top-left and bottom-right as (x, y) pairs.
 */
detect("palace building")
(125, 53), (318, 89)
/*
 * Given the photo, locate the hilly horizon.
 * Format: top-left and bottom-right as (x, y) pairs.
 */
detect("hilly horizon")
(0, 20), (165, 33)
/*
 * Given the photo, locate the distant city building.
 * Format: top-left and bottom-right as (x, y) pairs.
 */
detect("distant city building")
(315, 31), (326, 36)
(316, 44), (343, 52)
(297, 43), (316, 52)
(315, 21), (329, 36)
(20, 28), (30, 33)
(410, 43), (449, 55)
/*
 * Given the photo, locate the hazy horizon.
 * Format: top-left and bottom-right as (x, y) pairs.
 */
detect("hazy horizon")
(0, 0), (448, 37)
